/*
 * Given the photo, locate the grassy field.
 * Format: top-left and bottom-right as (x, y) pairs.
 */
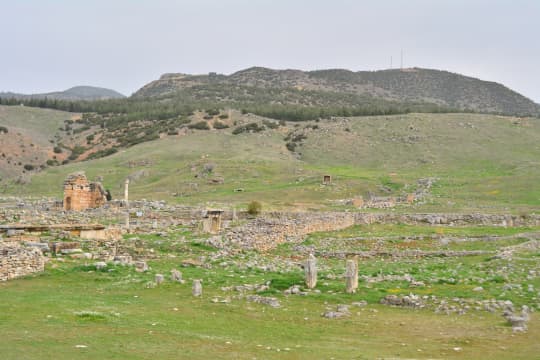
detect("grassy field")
(5, 112), (539, 213)
(1, 223), (540, 359)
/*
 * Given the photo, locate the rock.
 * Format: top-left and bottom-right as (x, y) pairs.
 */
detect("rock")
(246, 295), (281, 308)
(23, 242), (50, 253)
(504, 305), (530, 332)
(351, 301), (368, 307)
(380, 294), (424, 308)
(114, 255), (132, 265)
(135, 261), (149, 272)
(60, 248), (82, 254)
(95, 261), (107, 270)
(182, 258), (204, 267)
(323, 304), (350, 319)
(473, 286), (484, 292)
(192, 279), (203, 297)
(155, 274), (164, 285)
(171, 269), (184, 283)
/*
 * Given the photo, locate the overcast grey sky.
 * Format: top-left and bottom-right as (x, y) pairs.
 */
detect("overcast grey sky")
(1, 0), (539, 101)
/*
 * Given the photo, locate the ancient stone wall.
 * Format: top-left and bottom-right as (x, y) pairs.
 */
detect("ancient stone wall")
(221, 212), (355, 251)
(0, 244), (45, 281)
(353, 213), (540, 227)
(216, 212), (540, 252)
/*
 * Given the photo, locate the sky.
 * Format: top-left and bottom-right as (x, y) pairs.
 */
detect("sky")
(1, 0), (539, 102)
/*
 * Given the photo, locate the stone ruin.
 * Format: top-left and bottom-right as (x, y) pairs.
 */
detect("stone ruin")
(202, 209), (224, 234)
(322, 175), (332, 185)
(0, 243), (45, 281)
(63, 171), (107, 211)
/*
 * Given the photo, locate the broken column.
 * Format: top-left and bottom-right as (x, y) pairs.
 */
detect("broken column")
(124, 179), (130, 229)
(345, 257), (358, 293)
(192, 279), (203, 297)
(305, 254), (317, 289)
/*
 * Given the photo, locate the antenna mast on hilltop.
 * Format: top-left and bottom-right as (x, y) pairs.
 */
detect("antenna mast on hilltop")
(400, 49), (403, 70)
(390, 56), (393, 69)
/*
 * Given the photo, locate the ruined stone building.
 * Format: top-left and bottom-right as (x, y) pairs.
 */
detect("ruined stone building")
(63, 172), (107, 211)
(202, 209), (224, 234)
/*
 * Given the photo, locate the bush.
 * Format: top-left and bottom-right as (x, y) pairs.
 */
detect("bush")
(247, 201), (262, 215)
(213, 120), (229, 129)
(188, 121), (210, 130)
(263, 120), (279, 129)
(23, 164), (35, 171)
(53, 146), (63, 153)
(0, 126), (8, 133)
(232, 122), (265, 135)
(286, 142), (296, 152)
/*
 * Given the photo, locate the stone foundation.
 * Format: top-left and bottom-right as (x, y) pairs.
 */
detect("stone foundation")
(0, 244), (45, 281)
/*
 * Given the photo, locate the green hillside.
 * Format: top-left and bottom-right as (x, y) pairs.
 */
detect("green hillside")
(10, 112), (540, 213)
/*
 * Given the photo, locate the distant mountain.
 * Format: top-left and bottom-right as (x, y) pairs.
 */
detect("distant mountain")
(134, 67), (540, 116)
(0, 86), (125, 101)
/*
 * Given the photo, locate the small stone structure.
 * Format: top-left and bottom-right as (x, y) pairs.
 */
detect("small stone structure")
(202, 209), (224, 234)
(63, 172), (107, 211)
(322, 175), (332, 185)
(0, 243), (45, 281)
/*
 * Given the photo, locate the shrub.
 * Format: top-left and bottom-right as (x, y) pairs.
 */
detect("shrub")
(286, 142), (296, 152)
(188, 121), (210, 130)
(263, 120), (279, 129)
(232, 122), (265, 135)
(23, 164), (35, 171)
(218, 114), (229, 119)
(0, 126), (8, 133)
(247, 201), (262, 215)
(213, 120), (229, 129)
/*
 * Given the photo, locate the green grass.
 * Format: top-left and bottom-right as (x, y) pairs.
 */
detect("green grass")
(1, 224), (540, 359)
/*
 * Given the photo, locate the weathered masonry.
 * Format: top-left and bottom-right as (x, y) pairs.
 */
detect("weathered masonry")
(63, 172), (107, 211)
(0, 244), (45, 281)
(202, 209), (224, 234)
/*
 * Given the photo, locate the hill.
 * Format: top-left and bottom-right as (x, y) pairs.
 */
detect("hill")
(0, 105), (78, 182)
(10, 112), (540, 213)
(134, 67), (540, 116)
(0, 86), (125, 101)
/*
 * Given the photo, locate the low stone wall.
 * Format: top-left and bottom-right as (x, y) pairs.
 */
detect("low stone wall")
(221, 212), (355, 251)
(0, 244), (45, 281)
(216, 211), (540, 252)
(354, 213), (540, 227)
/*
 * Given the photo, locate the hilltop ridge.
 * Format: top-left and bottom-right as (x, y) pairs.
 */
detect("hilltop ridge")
(1, 85), (125, 101)
(134, 67), (539, 116)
